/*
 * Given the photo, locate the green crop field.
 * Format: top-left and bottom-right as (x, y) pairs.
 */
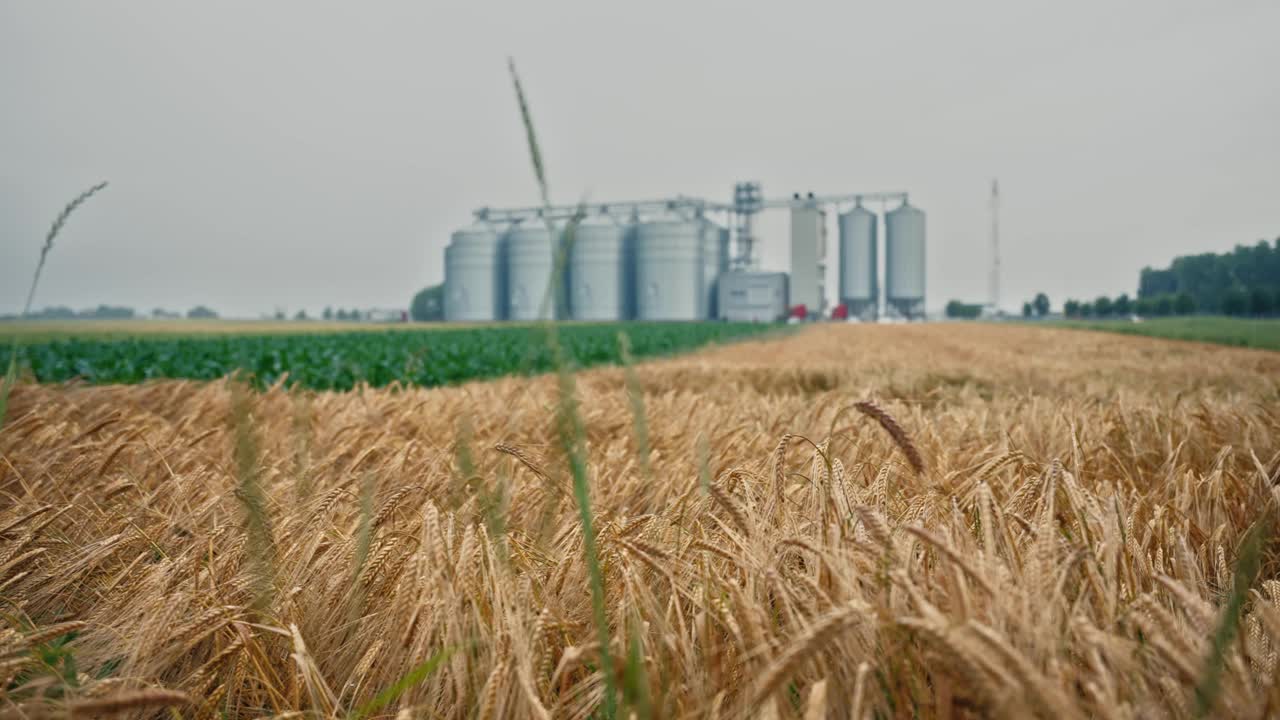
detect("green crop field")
(1053, 316), (1280, 351)
(9, 322), (783, 391)
(0, 319), (436, 344)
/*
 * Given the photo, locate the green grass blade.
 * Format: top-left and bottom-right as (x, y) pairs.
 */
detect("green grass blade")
(1, 181), (108, 429)
(231, 381), (277, 615)
(350, 646), (455, 720)
(623, 613), (652, 719)
(0, 348), (16, 431)
(1193, 516), (1271, 717)
(22, 181), (109, 317)
(556, 356), (616, 717)
(618, 332), (651, 480)
(508, 55), (616, 716)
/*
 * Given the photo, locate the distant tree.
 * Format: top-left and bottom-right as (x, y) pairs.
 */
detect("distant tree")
(1080, 302), (1094, 318)
(187, 305), (218, 319)
(411, 285), (445, 322)
(78, 305), (135, 319)
(1063, 300), (1080, 318)
(945, 300), (982, 319)
(1139, 266), (1178, 298)
(33, 306), (77, 319)
(1094, 296), (1113, 317)
(1135, 298), (1154, 317)
(295, 309), (309, 321)
(1249, 287), (1274, 316)
(1033, 292), (1050, 317)
(1022, 302), (1033, 318)
(336, 309), (349, 321)
(1155, 295), (1174, 316)
(1222, 287), (1249, 316)
(323, 306), (334, 321)
(1174, 292), (1196, 316)
(1113, 294), (1132, 317)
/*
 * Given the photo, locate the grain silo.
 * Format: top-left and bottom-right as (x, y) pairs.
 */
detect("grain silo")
(634, 218), (703, 320)
(700, 220), (728, 319)
(506, 219), (563, 321)
(444, 223), (505, 322)
(885, 201), (926, 319)
(568, 216), (631, 321)
(838, 202), (878, 319)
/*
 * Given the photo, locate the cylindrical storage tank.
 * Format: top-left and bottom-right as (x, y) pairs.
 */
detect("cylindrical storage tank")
(506, 220), (561, 321)
(444, 224), (505, 322)
(635, 218), (703, 321)
(700, 220), (726, 319)
(885, 202), (926, 319)
(568, 217), (630, 320)
(838, 203), (878, 319)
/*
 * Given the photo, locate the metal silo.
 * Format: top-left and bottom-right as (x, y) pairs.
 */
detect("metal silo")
(885, 201), (926, 320)
(838, 202), (878, 319)
(568, 216), (630, 320)
(444, 223), (505, 322)
(506, 219), (563, 321)
(635, 218), (703, 320)
(700, 220), (727, 319)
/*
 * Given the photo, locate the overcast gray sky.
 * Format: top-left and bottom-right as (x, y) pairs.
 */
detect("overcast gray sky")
(3, 0), (1277, 317)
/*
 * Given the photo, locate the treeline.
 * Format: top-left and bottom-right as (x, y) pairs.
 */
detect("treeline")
(1, 305), (220, 320)
(1062, 293), (1195, 318)
(1138, 239), (1280, 315)
(1062, 238), (1280, 318)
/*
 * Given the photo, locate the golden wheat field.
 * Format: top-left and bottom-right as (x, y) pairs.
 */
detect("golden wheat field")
(3, 324), (1280, 719)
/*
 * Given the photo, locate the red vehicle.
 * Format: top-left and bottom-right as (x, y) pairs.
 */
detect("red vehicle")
(789, 304), (808, 320)
(831, 303), (849, 320)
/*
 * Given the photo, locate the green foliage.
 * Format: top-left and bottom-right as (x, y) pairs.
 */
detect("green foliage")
(1113, 293), (1132, 316)
(945, 300), (982, 319)
(1032, 292), (1050, 317)
(13, 323), (778, 391)
(410, 285), (444, 321)
(1093, 296), (1113, 317)
(1175, 292), (1197, 315)
(187, 305), (218, 319)
(1063, 300), (1080, 317)
(6, 628), (85, 702)
(1138, 238), (1280, 312)
(1222, 288), (1248, 316)
(1249, 287), (1273, 316)
(1021, 302), (1032, 318)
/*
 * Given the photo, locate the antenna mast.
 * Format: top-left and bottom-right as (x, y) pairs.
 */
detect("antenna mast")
(989, 179), (1000, 313)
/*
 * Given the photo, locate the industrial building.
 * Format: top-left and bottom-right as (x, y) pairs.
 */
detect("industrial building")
(441, 182), (925, 323)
